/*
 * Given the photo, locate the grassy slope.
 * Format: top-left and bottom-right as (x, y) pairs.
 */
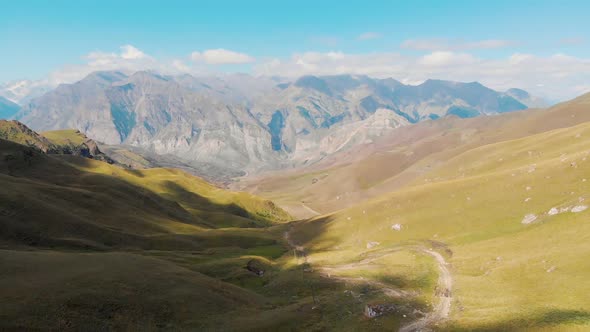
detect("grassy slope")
(241, 93), (590, 219)
(64, 154), (291, 226)
(0, 120), (56, 152)
(290, 120), (590, 331)
(42, 129), (87, 146)
(0, 250), (265, 331)
(3, 93), (590, 330)
(1, 137), (413, 331)
(0, 140), (289, 249)
(0, 138), (304, 330)
(100, 145), (154, 168)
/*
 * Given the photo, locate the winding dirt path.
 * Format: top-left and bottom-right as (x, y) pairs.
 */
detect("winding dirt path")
(399, 249), (452, 332)
(283, 227), (452, 331)
(301, 202), (321, 217)
(317, 266), (415, 299)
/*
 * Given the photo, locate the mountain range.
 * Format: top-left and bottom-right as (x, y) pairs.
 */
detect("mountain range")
(11, 71), (536, 178)
(0, 79), (51, 105)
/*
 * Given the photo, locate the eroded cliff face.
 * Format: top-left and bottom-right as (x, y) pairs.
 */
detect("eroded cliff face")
(16, 71), (530, 174)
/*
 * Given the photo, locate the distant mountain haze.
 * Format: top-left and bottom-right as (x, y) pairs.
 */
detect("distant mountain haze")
(15, 71), (535, 174)
(0, 79), (52, 105)
(0, 97), (20, 119)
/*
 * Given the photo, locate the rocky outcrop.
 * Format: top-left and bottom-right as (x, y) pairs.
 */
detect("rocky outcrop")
(55, 134), (114, 164)
(0, 120), (57, 153)
(246, 259), (265, 277)
(0, 120), (113, 163)
(364, 303), (398, 318)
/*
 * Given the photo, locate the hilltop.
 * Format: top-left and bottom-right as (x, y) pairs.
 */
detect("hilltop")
(0, 120), (56, 152)
(0, 120), (114, 163)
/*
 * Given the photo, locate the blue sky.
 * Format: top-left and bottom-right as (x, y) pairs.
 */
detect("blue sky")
(1, 0), (589, 100)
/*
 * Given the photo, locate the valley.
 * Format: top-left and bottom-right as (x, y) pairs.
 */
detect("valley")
(6, 2), (590, 331)
(0, 123), (436, 331)
(4, 1), (590, 330)
(1, 90), (590, 331)
(266, 93), (590, 330)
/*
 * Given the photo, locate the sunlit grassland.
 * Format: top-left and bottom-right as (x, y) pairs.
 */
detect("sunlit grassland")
(289, 122), (590, 330)
(42, 129), (87, 145)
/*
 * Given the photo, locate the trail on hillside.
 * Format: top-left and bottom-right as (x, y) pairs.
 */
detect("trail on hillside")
(317, 266), (415, 299)
(284, 227), (452, 331)
(399, 249), (452, 332)
(301, 202), (321, 216)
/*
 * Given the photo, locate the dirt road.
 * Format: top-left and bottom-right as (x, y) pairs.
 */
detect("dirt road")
(301, 202), (321, 216)
(399, 248), (452, 332)
(284, 227), (452, 331)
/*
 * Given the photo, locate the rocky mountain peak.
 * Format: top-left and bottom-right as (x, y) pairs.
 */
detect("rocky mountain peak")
(13, 71), (536, 176)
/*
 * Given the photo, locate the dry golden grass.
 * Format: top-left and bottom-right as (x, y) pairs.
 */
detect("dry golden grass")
(240, 93), (590, 220)
(289, 120), (590, 331)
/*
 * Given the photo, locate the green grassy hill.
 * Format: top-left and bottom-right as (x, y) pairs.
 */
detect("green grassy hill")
(0, 136), (290, 249)
(0, 121), (114, 163)
(41, 129), (88, 145)
(288, 120), (590, 331)
(0, 250), (266, 331)
(1, 134), (424, 331)
(0, 120), (57, 152)
(0, 125), (461, 331)
(0, 133), (300, 330)
(4, 91), (590, 331)
(4, 125), (432, 331)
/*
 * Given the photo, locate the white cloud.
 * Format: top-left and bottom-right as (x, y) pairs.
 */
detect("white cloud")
(29, 46), (256, 90)
(39, 45), (238, 86)
(171, 59), (190, 72)
(10, 44), (590, 102)
(254, 51), (590, 101)
(36, 46), (257, 87)
(509, 53), (533, 65)
(191, 49), (255, 64)
(120, 45), (147, 59)
(358, 32), (381, 40)
(419, 51), (478, 66)
(43, 45), (190, 87)
(401, 38), (518, 51)
(85, 45), (151, 66)
(45, 45), (159, 85)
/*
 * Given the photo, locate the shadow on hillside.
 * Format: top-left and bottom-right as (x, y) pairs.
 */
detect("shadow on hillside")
(0, 143), (277, 251)
(285, 214), (590, 331)
(0, 140), (438, 331)
(287, 215), (343, 251)
(163, 181), (252, 218)
(122, 168), (146, 178)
